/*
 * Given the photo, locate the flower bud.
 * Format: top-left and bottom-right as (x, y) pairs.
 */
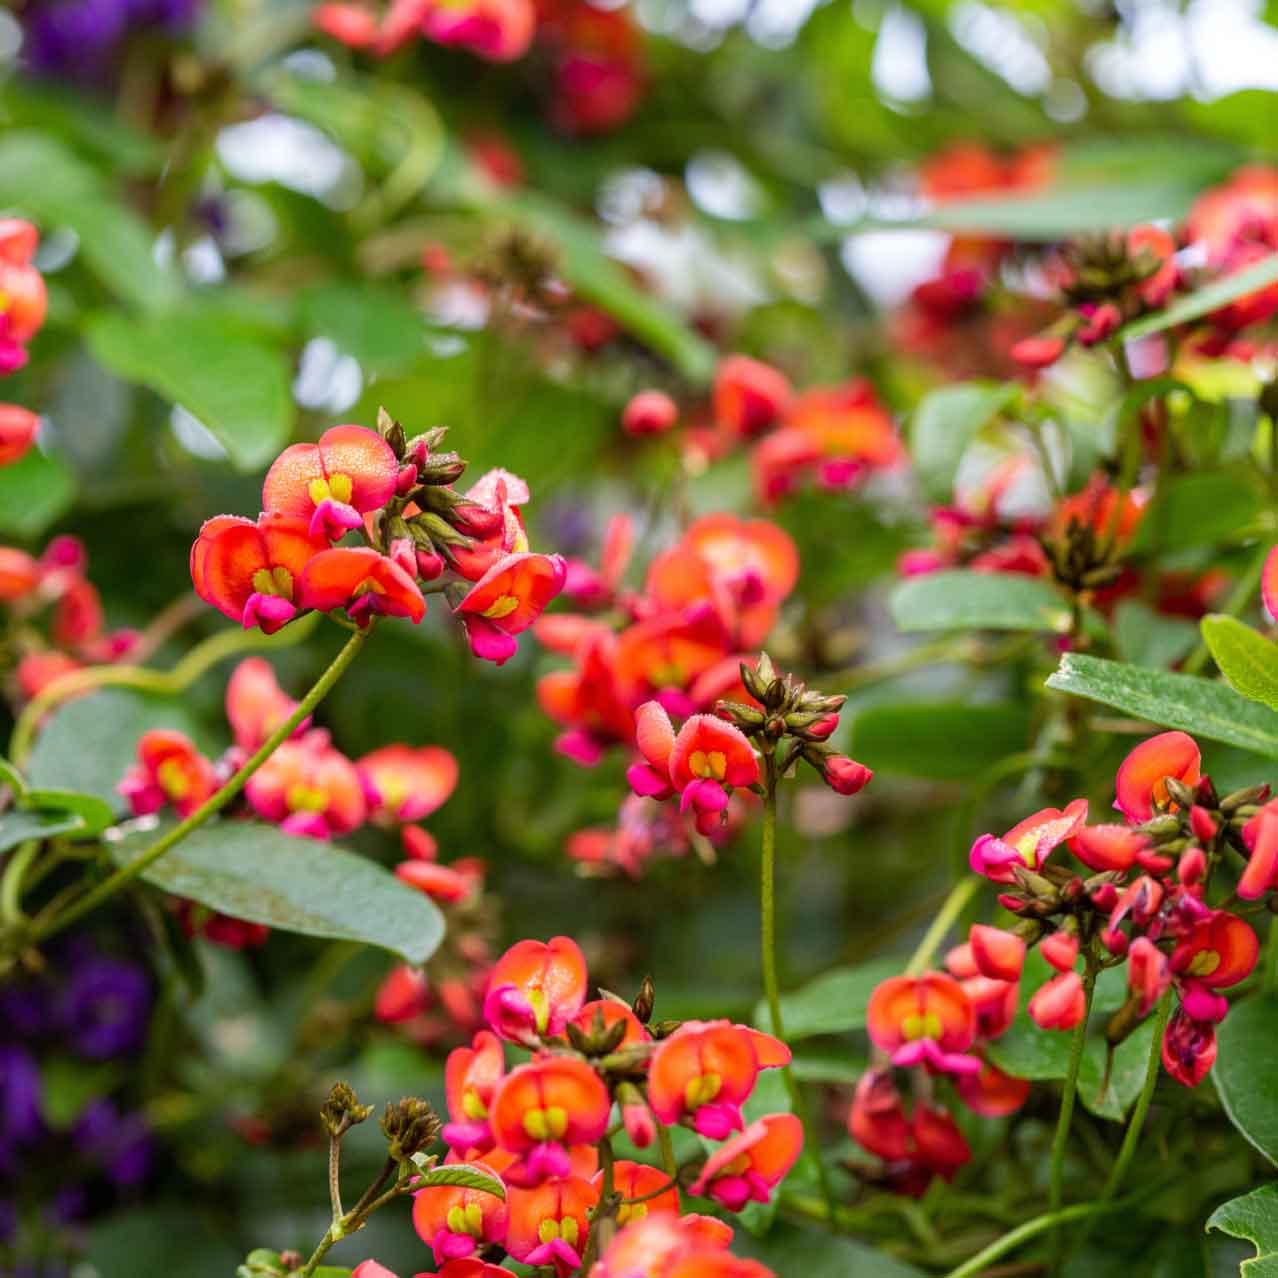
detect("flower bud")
(632, 974), (655, 1024)
(817, 753), (873, 796)
(0, 404), (38, 467)
(377, 406), (408, 458)
(970, 925), (1025, 982)
(1028, 971), (1085, 1030)
(713, 354), (792, 437)
(416, 549), (446, 581)
(412, 512), (470, 547)
(380, 1097), (441, 1162)
(320, 1082), (373, 1137)
(1188, 806), (1217, 843)
(622, 389), (678, 436)
(1040, 931), (1079, 973)
(418, 451), (467, 486)
(1179, 845), (1207, 886)
(1222, 783), (1272, 813)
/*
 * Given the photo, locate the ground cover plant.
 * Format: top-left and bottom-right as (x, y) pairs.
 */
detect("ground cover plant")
(2, 1), (1278, 1274)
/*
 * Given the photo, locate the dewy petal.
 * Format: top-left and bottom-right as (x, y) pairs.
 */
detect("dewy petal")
(633, 700), (676, 774)
(298, 547), (426, 623)
(1114, 731), (1201, 822)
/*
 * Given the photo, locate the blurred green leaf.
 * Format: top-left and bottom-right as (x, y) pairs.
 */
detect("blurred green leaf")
(911, 382), (1018, 502)
(1215, 996), (1278, 1166)
(735, 1222), (928, 1276)
(110, 820), (446, 965)
(752, 955), (903, 1039)
(891, 570), (1071, 633)
(1206, 1184), (1278, 1275)
(298, 282), (428, 374)
(1201, 615), (1278, 710)
(86, 308), (293, 470)
(0, 808), (85, 852)
(1122, 254), (1278, 340)
(1132, 467), (1265, 552)
(1046, 654), (1278, 758)
(24, 788), (116, 835)
(1113, 601), (1199, 670)
(849, 702), (1031, 779)
(0, 445), (77, 539)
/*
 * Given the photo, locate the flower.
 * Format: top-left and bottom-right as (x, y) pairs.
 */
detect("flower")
(57, 948), (151, 1059)
(191, 513), (329, 633)
(0, 405), (39, 467)
(118, 729), (218, 819)
(244, 734), (366, 838)
(488, 1055), (611, 1186)
(713, 356), (792, 438)
(592, 1210), (773, 1278)
(413, 1176), (509, 1266)
(482, 935), (587, 1044)
(505, 1177), (598, 1275)
(0, 220), (47, 374)
(688, 1113), (803, 1212)
(865, 973), (979, 1075)
(1161, 1007), (1217, 1088)
(455, 552), (567, 665)
(968, 925), (1025, 983)
(442, 1030), (506, 1156)
(262, 424), (399, 540)
(969, 798), (1088, 883)
(622, 389), (678, 436)
(646, 1020), (789, 1139)
(1027, 971), (1086, 1030)
(225, 657), (305, 754)
(358, 744), (459, 825)
(1114, 732), (1201, 823)
(601, 1160), (680, 1225)
(1169, 911), (1258, 991)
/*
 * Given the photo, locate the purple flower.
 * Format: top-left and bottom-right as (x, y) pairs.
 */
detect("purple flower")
(0, 1045), (44, 1170)
(57, 953), (151, 1060)
(73, 1100), (154, 1188)
(23, 0), (202, 79)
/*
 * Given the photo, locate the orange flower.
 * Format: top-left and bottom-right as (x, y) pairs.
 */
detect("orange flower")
(1170, 911), (1258, 990)
(0, 547), (40, 601)
(483, 935), (587, 1044)
(646, 1020), (788, 1140)
(118, 729), (218, 819)
(357, 744), (458, 825)
(713, 355), (792, 438)
(489, 1055), (611, 1186)
(968, 925), (1024, 983)
(865, 973), (978, 1075)
(191, 513), (329, 634)
(244, 734), (366, 838)
(443, 1030), (506, 1156)
(1114, 732), (1201, 822)
(689, 1113), (803, 1212)
(455, 552), (566, 665)
(1047, 474), (1147, 550)
(593, 1210), (774, 1278)
(226, 658), (304, 754)
(614, 608), (732, 712)
(262, 424), (399, 540)
(599, 1160), (680, 1226)
(956, 1059), (1031, 1117)
(0, 220), (47, 373)
(298, 546), (426, 626)
(969, 798), (1088, 883)
(504, 1176), (598, 1275)
(0, 405), (38, 467)
(570, 998), (648, 1048)
(1068, 823), (1150, 873)
(412, 1176), (508, 1267)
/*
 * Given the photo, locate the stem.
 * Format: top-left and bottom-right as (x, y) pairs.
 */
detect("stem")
(328, 1134), (344, 1221)
(0, 840), (41, 924)
(21, 626), (368, 947)
(759, 778), (838, 1221)
(1048, 965), (1096, 1272)
(1099, 992), (1172, 1202)
(656, 1121), (677, 1181)
(9, 612), (320, 765)
(904, 878), (979, 977)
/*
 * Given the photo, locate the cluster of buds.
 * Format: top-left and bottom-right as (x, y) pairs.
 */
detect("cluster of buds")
(389, 934), (797, 1277)
(0, 535), (141, 706)
(968, 731), (1263, 1088)
(726, 651), (873, 797)
(117, 656), (467, 947)
(191, 411), (565, 665)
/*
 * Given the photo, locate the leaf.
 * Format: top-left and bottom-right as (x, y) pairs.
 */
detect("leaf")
(0, 446), (77, 539)
(298, 282), (428, 374)
(735, 1221), (928, 1276)
(891, 570), (1071, 634)
(26, 689), (218, 814)
(413, 1160), (507, 1200)
(1131, 467), (1266, 552)
(1206, 1184), (1278, 1276)
(1046, 654), (1278, 759)
(23, 789), (115, 837)
(849, 702), (1031, 780)
(109, 820), (445, 965)
(86, 309), (293, 470)
(910, 382), (1019, 502)
(1202, 615), (1278, 710)
(1214, 996), (1278, 1166)
(1122, 253), (1278, 340)
(752, 956), (904, 1040)
(0, 757), (28, 798)
(0, 809), (86, 853)
(1113, 601), (1199, 671)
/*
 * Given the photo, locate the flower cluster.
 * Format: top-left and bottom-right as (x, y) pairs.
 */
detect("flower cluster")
(0, 219), (48, 471)
(191, 413), (565, 664)
(0, 535), (140, 705)
(967, 731), (1261, 1089)
(117, 656), (462, 945)
(622, 359), (902, 507)
(386, 934), (799, 1276)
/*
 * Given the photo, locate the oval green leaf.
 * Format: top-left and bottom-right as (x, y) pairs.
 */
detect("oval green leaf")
(415, 1161), (506, 1200)
(751, 955), (904, 1040)
(1201, 615), (1278, 710)
(1214, 995), (1278, 1166)
(1206, 1184), (1278, 1275)
(891, 570), (1071, 634)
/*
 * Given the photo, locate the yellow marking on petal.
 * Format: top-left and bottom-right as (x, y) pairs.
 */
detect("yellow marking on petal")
(901, 1012), (943, 1041)
(528, 987), (549, 1033)
(647, 661), (685, 688)
(523, 1108), (550, 1141)
(561, 1217), (579, 1246)
(617, 1203), (647, 1226)
(461, 1090), (488, 1120)
(271, 565), (294, 597)
(689, 750), (727, 780)
(156, 757), (190, 800)
(513, 528), (530, 553)
(328, 472), (353, 503)
(286, 783), (329, 813)
(722, 1154), (751, 1177)
(1016, 832), (1039, 866)
(446, 1206), (467, 1235)
(543, 1106), (568, 1140)
(538, 1220), (560, 1245)
(1187, 949), (1221, 977)
(463, 1203), (484, 1234)
(308, 477), (332, 506)
(480, 594), (520, 620)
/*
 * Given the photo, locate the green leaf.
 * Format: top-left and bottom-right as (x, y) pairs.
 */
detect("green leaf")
(1131, 467), (1265, 552)
(0, 757), (28, 798)
(984, 954), (1156, 1121)
(849, 702), (1031, 780)
(26, 689), (217, 814)
(86, 309), (293, 470)
(1202, 615), (1278, 710)
(891, 570), (1071, 634)
(910, 382), (1018, 502)
(110, 820), (445, 965)
(1206, 1184), (1278, 1276)
(0, 809), (86, 853)
(413, 1160), (507, 1199)
(752, 956), (904, 1040)
(0, 446), (77, 539)
(24, 789), (116, 837)
(1046, 654), (1278, 759)
(735, 1221), (927, 1276)
(1113, 601), (1199, 671)
(1215, 996), (1278, 1166)
(298, 282), (428, 374)
(1122, 253), (1278, 340)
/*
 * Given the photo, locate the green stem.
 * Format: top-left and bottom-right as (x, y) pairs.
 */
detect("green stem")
(1099, 992), (1172, 1202)
(656, 1121), (677, 1181)
(1048, 965), (1096, 1272)
(9, 612), (320, 765)
(0, 840), (40, 924)
(760, 779), (838, 1222)
(21, 626), (368, 947)
(904, 878), (979, 977)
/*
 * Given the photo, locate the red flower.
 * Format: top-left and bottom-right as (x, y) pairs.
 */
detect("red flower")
(623, 389), (678, 436)
(593, 1210), (773, 1278)
(482, 935), (587, 1044)
(0, 220), (47, 374)
(191, 513), (329, 633)
(969, 925), (1025, 983)
(119, 730), (218, 819)
(245, 734), (366, 838)
(969, 798), (1088, 883)
(866, 973), (978, 1075)
(0, 548), (40, 601)
(504, 1177), (598, 1275)
(713, 356), (792, 438)
(1028, 971), (1086, 1030)
(357, 744), (458, 825)
(0, 405), (38, 467)
(442, 1030), (506, 1156)
(262, 424), (398, 540)
(1114, 731), (1201, 822)
(1169, 911), (1258, 990)
(689, 1113), (803, 1212)
(413, 1175), (509, 1266)
(601, 1160), (680, 1225)
(455, 552), (567, 665)
(226, 658), (305, 754)
(298, 546), (426, 626)
(1161, 1007), (1217, 1088)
